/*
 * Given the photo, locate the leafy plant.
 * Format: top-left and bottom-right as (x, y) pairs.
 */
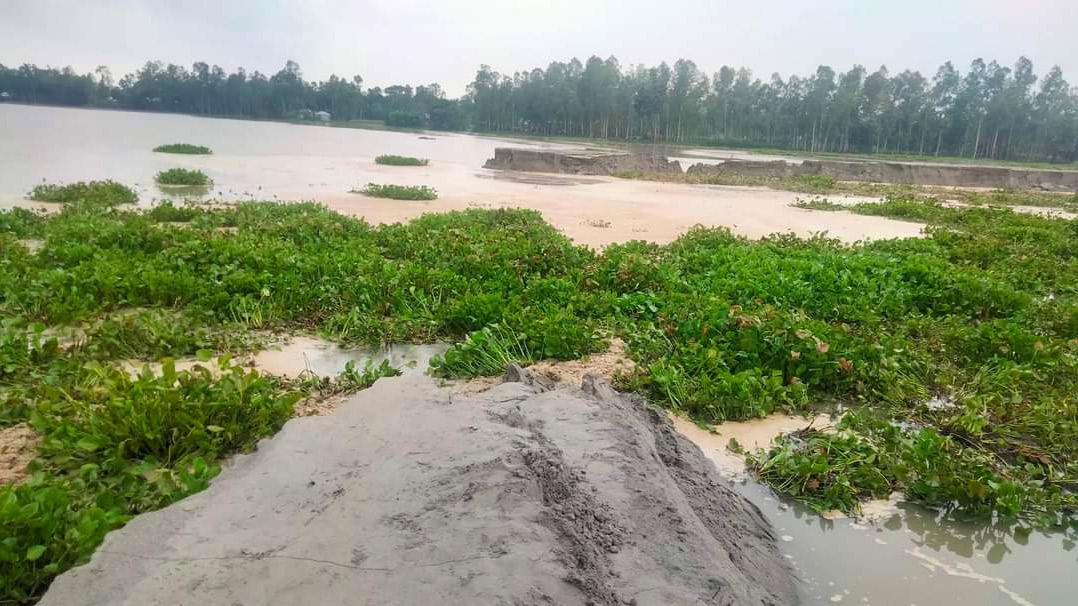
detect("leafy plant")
(430, 323), (535, 378)
(28, 181), (137, 207)
(355, 183), (437, 200)
(153, 143), (212, 155)
(374, 155), (429, 166)
(155, 168), (211, 186)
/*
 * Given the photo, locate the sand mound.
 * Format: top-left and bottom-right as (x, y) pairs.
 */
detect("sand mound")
(41, 369), (794, 605)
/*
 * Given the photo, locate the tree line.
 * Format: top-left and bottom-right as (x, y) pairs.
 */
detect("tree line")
(2, 55), (1076, 162)
(467, 57), (1078, 163)
(0, 60), (467, 130)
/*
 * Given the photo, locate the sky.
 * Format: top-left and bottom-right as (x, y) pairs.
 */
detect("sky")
(2, 0), (1076, 97)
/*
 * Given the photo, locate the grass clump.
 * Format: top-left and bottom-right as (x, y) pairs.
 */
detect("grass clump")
(355, 183), (437, 200)
(155, 168), (211, 186)
(28, 181), (137, 208)
(153, 143), (212, 155)
(374, 154), (429, 166)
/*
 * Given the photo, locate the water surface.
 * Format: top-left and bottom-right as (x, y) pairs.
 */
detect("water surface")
(0, 104), (923, 247)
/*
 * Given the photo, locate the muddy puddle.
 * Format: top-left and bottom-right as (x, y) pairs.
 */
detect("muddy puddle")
(249, 335), (448, 378)
(119, 335), (448, 381)
(672, 414), (1076, 605)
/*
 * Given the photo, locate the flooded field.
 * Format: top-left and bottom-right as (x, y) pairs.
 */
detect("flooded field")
(0, 104), (922, 246)
(3, 104), (1074, 605)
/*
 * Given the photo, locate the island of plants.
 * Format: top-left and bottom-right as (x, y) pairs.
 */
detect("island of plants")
(28, 180), (138, 207)
(152, 143), (212, 155)
(0, 181), (1075, 602)
(374, 154), (429, 166)
(155, 168), (212, 186)
(354, 183), (437, 200)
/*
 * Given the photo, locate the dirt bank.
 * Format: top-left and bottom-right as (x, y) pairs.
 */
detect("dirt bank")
(40, 369), (796, 605)
(686, 158), (1078, 192)
(484, 147), (682, 175)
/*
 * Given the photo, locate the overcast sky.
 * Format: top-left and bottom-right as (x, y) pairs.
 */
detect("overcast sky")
(2, 0), (1076, 97)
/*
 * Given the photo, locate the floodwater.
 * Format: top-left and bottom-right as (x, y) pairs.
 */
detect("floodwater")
(4, 104), (1071, 603)
(120, 336), (448, 381)
(249, 335), (447, 378)
(672, 414), (1076, 606)
(0, 104), (923, 246)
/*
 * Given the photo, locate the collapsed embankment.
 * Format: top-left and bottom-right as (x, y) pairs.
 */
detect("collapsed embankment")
(484, 147), (682, 175)
(40, 368), (796, 606)
(484, 146), (1078, 191)
(686, 158), (1078, 191)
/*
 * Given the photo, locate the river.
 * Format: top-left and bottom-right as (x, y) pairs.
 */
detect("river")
(0, 103), (921, 248)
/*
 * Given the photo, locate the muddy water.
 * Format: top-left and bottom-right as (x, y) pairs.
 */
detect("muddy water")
(249, 335), (447, 378)
(0, 104), (923, 246)
(672, 414), (1075, 605)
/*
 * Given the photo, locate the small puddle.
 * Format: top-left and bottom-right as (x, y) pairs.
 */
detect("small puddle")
(250, 335), (448, 378)
(119, 336), (448, 381)
(672, 414), (1075, 605)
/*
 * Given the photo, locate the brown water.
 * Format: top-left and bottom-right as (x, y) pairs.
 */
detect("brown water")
(0, 104), (922, 247)
(672, 414), (1076, 606)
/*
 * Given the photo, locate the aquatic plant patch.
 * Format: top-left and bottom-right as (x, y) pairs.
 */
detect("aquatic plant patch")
(28, 181), (137, 208)
(355, 183), (438, 200)
(155, 168), (211, 186)
(153, 143), (212, 155)
(374, 154), (429, 166)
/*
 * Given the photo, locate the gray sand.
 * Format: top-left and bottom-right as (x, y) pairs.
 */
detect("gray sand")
(41, 369), (795, 605)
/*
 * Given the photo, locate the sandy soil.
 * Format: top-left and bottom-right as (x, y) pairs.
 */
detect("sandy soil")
(41, 370), (796, 605)
(316, 168), (923, 248)
(17, 238), (45, 253)
(0, 423), (40, 485)
(527, 338), (635, 385)
(670, 413), (834, 477)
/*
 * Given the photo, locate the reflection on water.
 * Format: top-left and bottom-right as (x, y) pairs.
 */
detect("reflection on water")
(675, 414), (1075, 605)
(250, 335), (448, 379)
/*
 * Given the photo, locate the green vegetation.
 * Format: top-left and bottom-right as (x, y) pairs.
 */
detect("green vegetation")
(0, 193), (1075, 600)
(28, 181), (137, 208)
(355, 183), (437, 200)
(155, 168), (211, 186)
(374, 154), (429, 166)
(153, 143), (212, 155)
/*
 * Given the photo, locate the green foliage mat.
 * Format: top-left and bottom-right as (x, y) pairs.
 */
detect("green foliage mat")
(0, 192), (1075, 600)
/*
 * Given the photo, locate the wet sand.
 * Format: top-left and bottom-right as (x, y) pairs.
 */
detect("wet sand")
(316, 171), (921, 248)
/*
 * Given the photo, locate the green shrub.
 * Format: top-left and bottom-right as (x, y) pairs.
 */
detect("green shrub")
(145, 201), (202, 223)
(155, 168), (211, 186)
(0, 207), (48, 238)
(153, 143), (212, 155)
(28, 181), (137, 207)
(355, 183), (437, 200)
(374, 155), (429, 166)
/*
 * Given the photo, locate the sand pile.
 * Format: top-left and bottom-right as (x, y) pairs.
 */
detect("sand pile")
(41, 368), (794, 605)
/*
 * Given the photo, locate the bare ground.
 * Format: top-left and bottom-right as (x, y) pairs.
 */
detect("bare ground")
(0, 423), (40, 485)
(40, 369), (796, 605)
